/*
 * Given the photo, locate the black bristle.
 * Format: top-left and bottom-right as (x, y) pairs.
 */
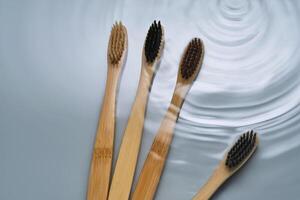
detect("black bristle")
(180, 38), (203, 79)
(144, 20), (163, 63)
(225, 130), (257, 169)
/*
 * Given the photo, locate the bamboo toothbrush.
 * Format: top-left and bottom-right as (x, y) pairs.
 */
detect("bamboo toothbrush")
(131, 38), (205, 200)
(87, 22), (127, 200)
(108, 20), (164, 200)
(193, 130), (259, 200)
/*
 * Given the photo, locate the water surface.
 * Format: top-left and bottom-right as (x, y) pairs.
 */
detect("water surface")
(0, 0), (300, 199)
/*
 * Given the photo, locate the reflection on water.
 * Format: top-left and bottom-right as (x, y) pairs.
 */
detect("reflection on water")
(0, 0), (299, 199)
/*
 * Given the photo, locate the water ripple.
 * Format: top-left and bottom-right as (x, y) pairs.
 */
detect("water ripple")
(1, 0), (298, 199)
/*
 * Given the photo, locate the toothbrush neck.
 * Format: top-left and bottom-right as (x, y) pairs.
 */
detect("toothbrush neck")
(168, 84), (190, 120)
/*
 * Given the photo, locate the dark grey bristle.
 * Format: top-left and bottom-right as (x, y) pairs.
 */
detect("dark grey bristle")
(225, 130), (257, 169)
(180, 38), (203, 79)
(144, 20), (163, 63)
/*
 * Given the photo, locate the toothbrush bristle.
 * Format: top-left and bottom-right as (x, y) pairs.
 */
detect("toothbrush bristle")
(225, 130), (258, 169)
(108, 22), (127, 64)
(144, 20), (163, 63)
(180, 38), (204, 80)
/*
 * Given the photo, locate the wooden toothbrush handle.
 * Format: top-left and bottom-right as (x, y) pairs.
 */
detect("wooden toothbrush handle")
(131, 88), (187, 200)
(192, 166), (228, 200)
(131, 115), (177, 200)
(108, 66), (154, 200)
(87, 67), (120, 200)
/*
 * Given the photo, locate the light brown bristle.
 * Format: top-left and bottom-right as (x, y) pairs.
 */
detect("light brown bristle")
(180, 38), (204, 80)
(108, 22), (127, 65)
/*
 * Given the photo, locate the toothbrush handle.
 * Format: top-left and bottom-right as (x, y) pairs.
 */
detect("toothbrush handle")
(131, 88), (187, 200)
(108, 66), (154, 200)
(132, 101), (178, 200)
(192, 166), (228, 200)
(131, 112), (177, 200)
(87, 66), (120, 200)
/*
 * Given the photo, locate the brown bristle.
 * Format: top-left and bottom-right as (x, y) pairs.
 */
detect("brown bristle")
(225, 130), (257, 169)
(144, 20), (163, 63)
(108, 22), (127, 64)
(180, 38), (204, 79)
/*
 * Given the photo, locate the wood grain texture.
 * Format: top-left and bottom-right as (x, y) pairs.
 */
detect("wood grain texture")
(87, 22), (127, 200)
(192, 136), (259, 200)
(87, 65), (122, 200)
(108, 23), (164, 200)
(108, 59), (157, 200)
(131, 38), (204, 200)
(131, 86), (189, 200)
(192, 164), (230, 200)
